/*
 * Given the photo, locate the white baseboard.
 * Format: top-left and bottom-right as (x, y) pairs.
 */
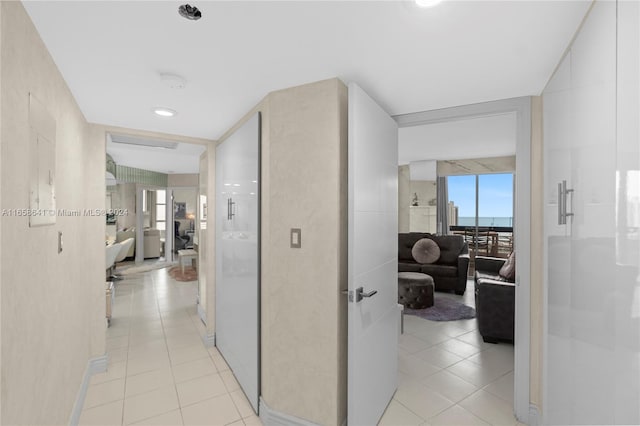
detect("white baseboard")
(201, 333), (216, 347)
(69, 355), (108, 426)
(528, 403), (540, 426)
(197, 303), (206, 325)
(259, 397), (320, 426)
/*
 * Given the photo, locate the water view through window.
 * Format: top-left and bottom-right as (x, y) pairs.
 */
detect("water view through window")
(448, 173), (514, 227)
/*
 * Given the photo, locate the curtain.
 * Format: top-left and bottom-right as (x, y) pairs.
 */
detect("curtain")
(436, 176), (449, 235)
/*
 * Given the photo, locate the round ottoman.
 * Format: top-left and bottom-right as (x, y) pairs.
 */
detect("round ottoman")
(398, 272), (435, 309)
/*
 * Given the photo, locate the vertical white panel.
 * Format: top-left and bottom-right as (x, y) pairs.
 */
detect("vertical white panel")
(615, 1), (640, 423)
(348, 83), (398, 426)
(215, 113), (261, 413)
(543, 1), (640, 424)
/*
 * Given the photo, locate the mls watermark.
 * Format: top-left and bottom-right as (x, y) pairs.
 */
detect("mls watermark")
(1, 208), (129, 217)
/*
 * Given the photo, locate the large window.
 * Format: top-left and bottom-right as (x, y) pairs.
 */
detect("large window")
(448, 173), (514, 227)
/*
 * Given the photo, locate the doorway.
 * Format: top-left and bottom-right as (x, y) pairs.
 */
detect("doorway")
(394, 97), (532, 423)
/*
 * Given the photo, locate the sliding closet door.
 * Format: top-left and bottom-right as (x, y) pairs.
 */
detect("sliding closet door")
(215, 113), (261, 413)
(543, 1), (639, 424)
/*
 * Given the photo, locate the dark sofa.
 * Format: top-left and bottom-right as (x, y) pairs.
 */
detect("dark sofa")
(474, 256), (515, 343)
(398, 233), (469, 295)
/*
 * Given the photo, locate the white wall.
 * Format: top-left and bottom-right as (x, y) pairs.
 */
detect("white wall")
(398, 112), (517, 165)
(0, 3), (104, 423)
(398, 165), (410, 232)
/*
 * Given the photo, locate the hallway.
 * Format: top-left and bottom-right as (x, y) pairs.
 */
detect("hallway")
(79, 269), (261, 425)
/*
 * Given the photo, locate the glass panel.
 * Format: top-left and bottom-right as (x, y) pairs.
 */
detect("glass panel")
(156, 205), (166, 221)
(478, 173), (514, 257)
(447, 175), (476, 227)
(478, 174), (513, 227)
(157, 189), (166, 204)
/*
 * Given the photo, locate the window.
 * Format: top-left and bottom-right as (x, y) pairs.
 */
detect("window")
(448, 173), (513, 227)
(156, 190), (166, 232)
(448, 173), (514, 257)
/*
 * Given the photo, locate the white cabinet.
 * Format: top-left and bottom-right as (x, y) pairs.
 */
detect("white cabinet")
(409, 206), (437, 233)
(543, 1), (640, 424)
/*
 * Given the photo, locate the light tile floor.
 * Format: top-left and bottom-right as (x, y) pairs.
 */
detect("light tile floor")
(79, 268), (261, 426)
(379, 279), (523, 426)
(84, 269), (520, 426)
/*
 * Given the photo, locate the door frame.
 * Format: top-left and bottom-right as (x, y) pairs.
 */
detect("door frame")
(394, 96), (532, 424)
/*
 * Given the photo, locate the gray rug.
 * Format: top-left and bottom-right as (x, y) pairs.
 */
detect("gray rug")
(404, 297), (476, 321)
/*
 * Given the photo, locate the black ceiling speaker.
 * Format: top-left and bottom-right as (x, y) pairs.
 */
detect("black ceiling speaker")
(178, 4), (202, 21)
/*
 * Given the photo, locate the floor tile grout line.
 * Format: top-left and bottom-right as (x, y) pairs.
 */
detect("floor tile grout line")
(153, 270), (187, 426)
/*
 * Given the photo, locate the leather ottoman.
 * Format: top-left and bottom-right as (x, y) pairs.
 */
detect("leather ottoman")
(398, 272), (435, 309)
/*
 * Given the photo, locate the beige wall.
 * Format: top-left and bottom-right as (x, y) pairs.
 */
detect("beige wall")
(409, 180), (437, 207)
(0, 3), (105, 424)
(114, 182), (136, 230)
(398, 165), (410, 232)
(262, 78), (348, 425)
(168, 173), (199, 187)
(530, 96), (543, 409)
(215, 78), (348, 425)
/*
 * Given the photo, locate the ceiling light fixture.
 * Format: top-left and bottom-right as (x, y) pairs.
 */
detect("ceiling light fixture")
(152, 107), (177, 117)
(178, 4), (202, 21)
(415, 0), (443, 8)
(110, 133), (178, 150)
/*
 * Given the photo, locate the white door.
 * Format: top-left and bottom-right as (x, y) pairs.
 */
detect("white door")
(215, 113), (261, 413)
(348, 83), (399, 425)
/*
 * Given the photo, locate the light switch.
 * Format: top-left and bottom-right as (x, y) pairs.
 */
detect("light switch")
(291, 228), (301, 248)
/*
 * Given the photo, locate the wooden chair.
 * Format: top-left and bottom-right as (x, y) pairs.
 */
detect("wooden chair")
(464, 227), (491, 256)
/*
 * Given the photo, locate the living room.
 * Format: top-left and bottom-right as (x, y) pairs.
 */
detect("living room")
(389, 107), (519, 424)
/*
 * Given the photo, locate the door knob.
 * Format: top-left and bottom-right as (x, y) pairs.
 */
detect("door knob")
(354, 287), (377, 303)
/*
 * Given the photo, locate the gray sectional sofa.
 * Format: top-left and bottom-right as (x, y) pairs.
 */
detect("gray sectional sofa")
(398, 232), (470, 295)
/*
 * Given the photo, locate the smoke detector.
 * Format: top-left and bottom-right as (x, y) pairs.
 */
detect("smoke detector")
(179, 4), (202, 21)
(160, 73), (187, 90)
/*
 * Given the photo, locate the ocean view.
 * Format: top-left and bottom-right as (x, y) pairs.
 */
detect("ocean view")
(457, 217), (514, 227)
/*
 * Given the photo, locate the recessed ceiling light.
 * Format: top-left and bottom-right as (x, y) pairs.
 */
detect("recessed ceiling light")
(152, 107), (176, 117)
(415, 0), (443, 8)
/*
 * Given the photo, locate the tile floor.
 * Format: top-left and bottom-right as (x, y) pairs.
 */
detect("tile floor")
(80, 267), (261, 425)
(379, 280), (522, 426)
(83, 268), (520, 426)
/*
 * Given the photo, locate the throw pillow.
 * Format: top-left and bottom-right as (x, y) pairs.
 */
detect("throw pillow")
(412, 238), (441, 264)
(499, 251), (516, 281)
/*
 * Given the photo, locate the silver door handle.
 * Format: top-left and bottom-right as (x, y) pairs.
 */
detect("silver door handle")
(557, 180), (574, 225)
(361, 289), (378, 298)
(343, 287), (378, 303)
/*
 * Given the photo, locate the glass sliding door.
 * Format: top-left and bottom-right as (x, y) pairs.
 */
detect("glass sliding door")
(478, 174), (514, 256)
(448, 175), (476, 227)
(448, 173), (514, 258)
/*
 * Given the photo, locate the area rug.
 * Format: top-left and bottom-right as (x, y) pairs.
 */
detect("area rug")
(118, 261), (176, 276)
(404, 297), (476, 321)
(168, 266), (198, 282)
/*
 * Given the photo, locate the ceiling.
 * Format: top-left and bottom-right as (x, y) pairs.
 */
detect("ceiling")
(398, 112), (517, 165)
(107, 133), (205, 175)
(23, 1), (591, 142)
